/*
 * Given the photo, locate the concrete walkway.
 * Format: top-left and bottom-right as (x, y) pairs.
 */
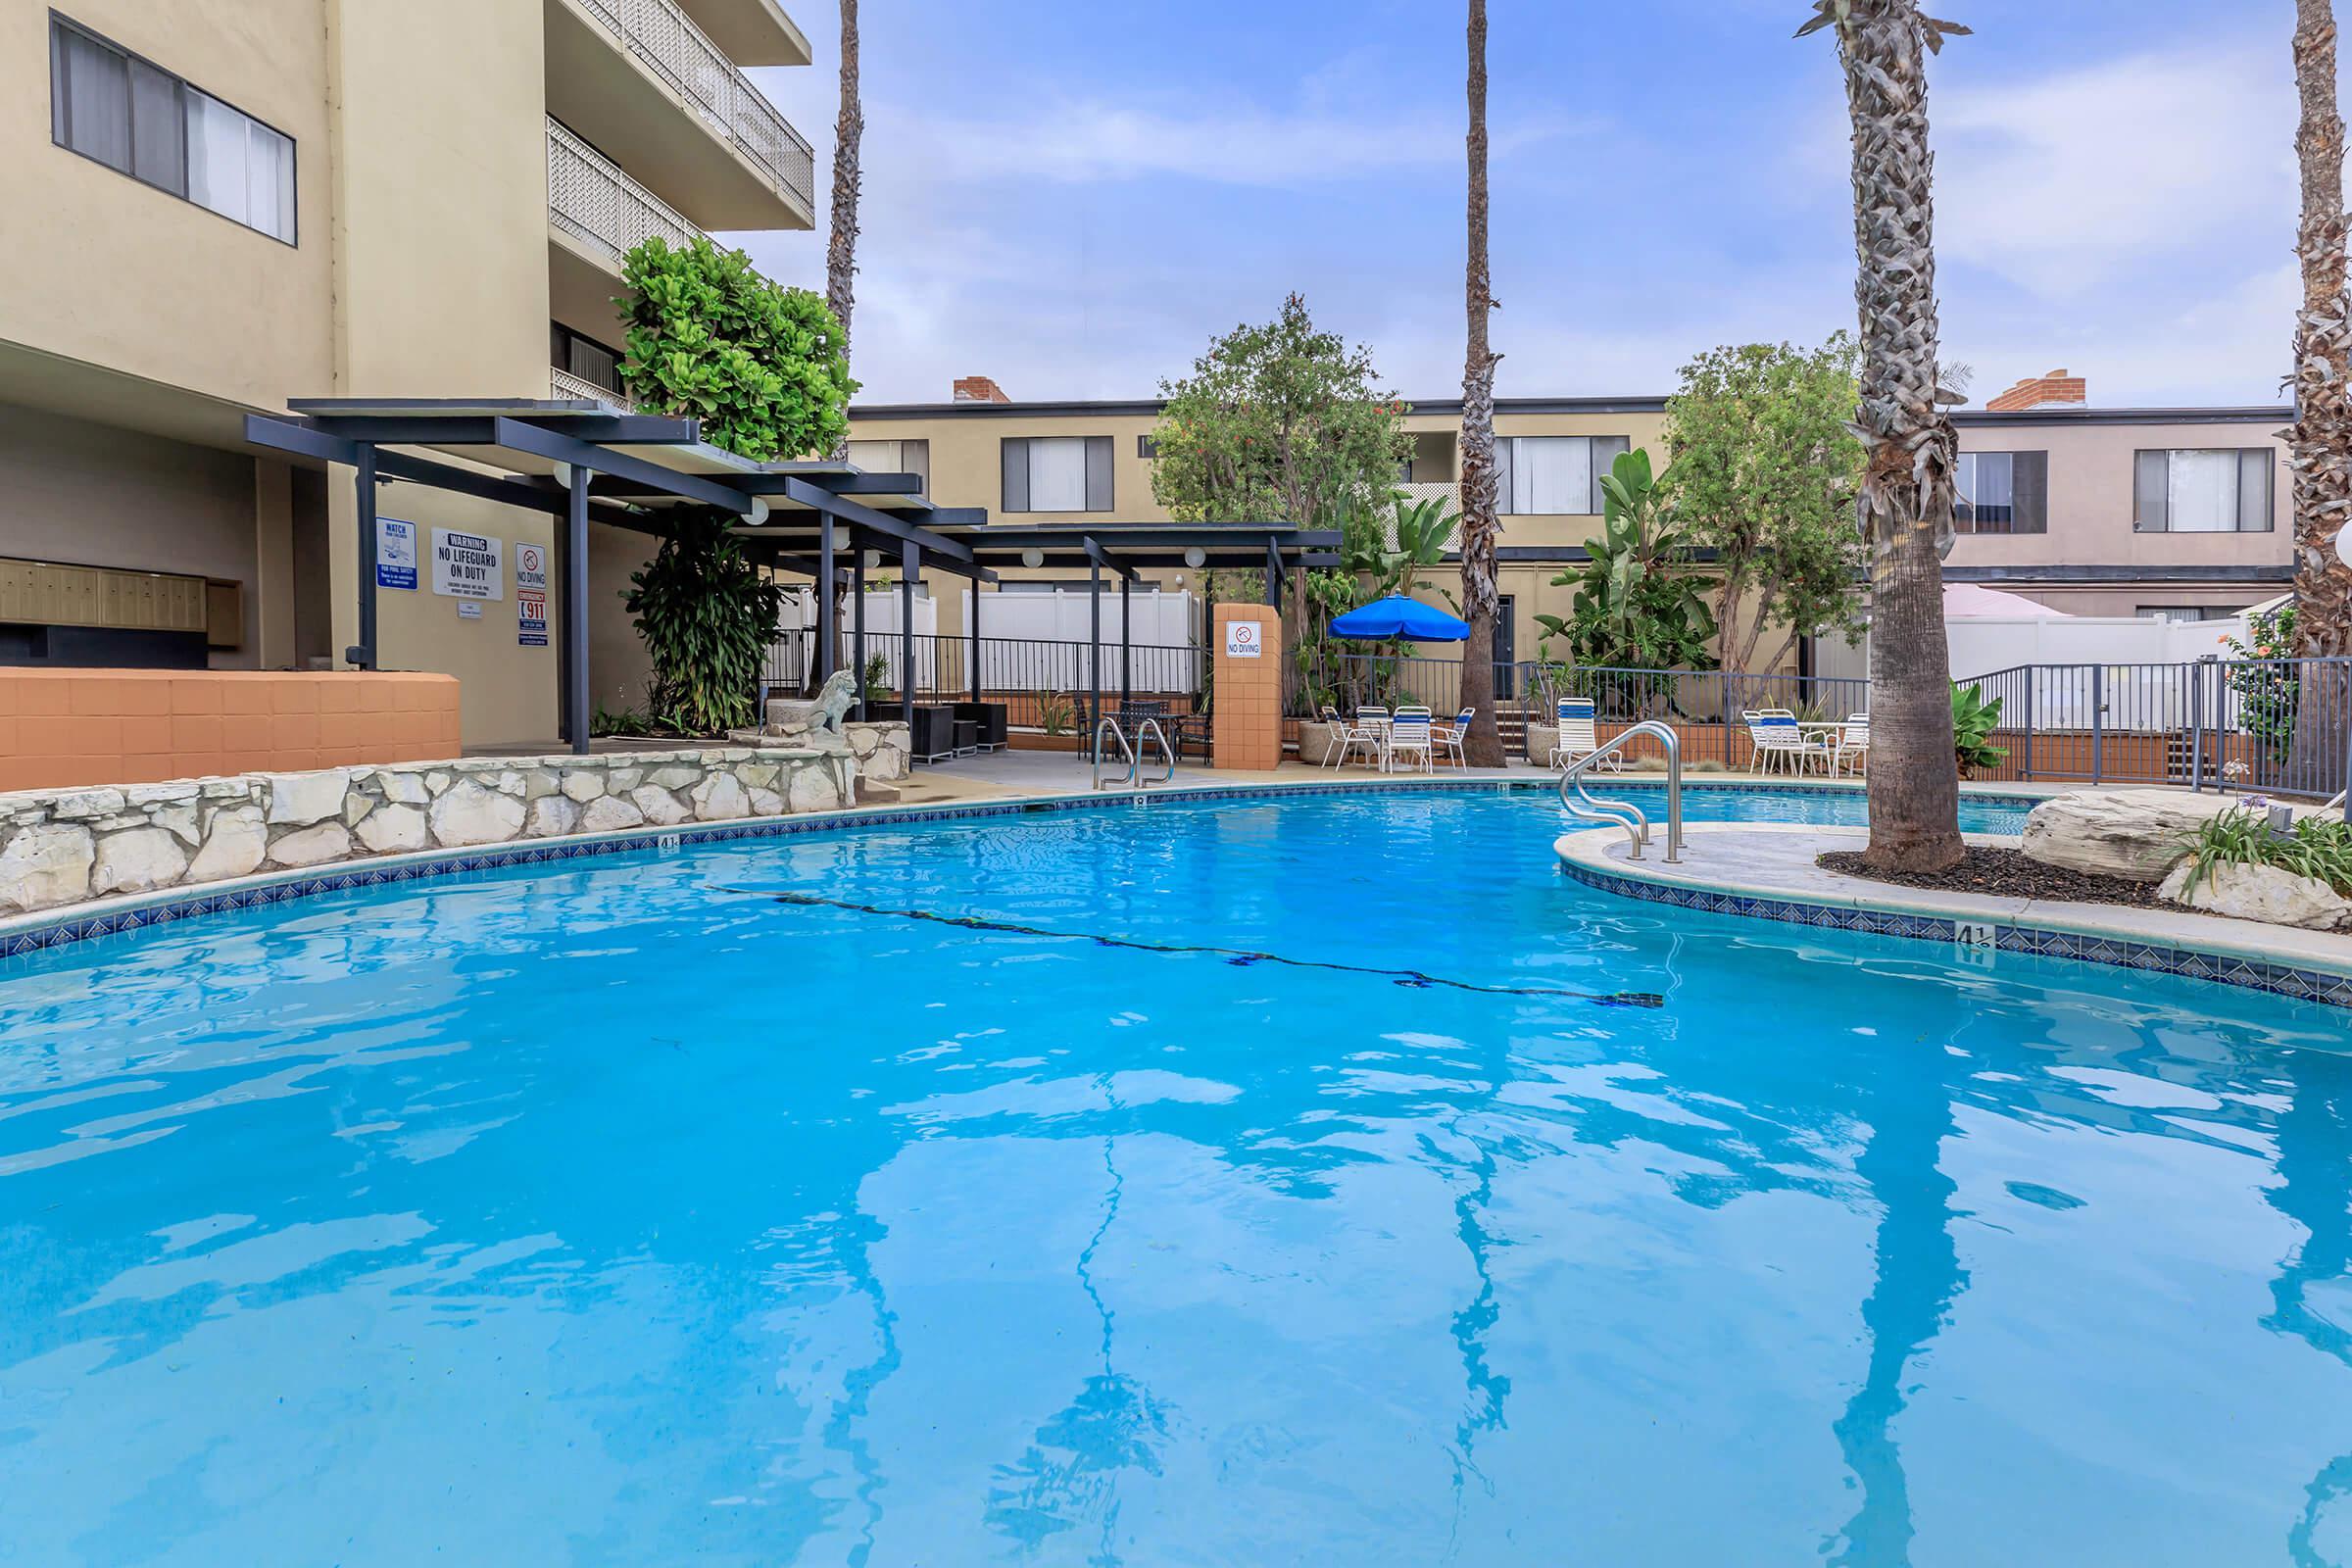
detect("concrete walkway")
(1555, 820), (2352, 994)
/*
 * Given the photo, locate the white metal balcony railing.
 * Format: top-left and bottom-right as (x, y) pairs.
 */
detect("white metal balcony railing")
(571, 0), (816, 212)
(548, 118), (705, 267)
(551, 367), (639, 410)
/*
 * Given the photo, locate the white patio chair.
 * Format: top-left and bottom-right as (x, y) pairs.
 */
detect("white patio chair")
(1745, 710), (1809, 776)
(1385, 706), (1435, 773)
(1548, 697), (1621, 772)
(1831, 713), (1870, 777)
(1432, 706), (1474, 767)
(1318, 704), (1370, 771)
(1343, 705), (1389, 769)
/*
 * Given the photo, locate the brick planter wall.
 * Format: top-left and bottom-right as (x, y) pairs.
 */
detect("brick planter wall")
(0, 670), (460, 793)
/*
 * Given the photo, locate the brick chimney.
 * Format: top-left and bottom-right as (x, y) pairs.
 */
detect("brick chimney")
(953, 374), (1011, 405)
(1985, 368), (2087, 413)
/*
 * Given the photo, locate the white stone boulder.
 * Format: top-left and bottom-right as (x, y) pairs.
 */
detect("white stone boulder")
(525, 797), (579, 838)
(268, 822), (353, 868)
(2160, 859), (2352, 933)
(579, 795), (646, 834)
(428, 779), (526, 847)
(188, 807), (269, 883)
(786, 760), (844, 813)
(2021, 789), (2256, 885)
(0, 824), (95, 912)
(690, 773), (749, 821)
(354, 803), (428, 856)
(264, 768), (352, 827)
(749, 787), (784, 816)
(560, 769), (607, 804)
(629, 785), (691, 827)
(92, 827), (189, 896)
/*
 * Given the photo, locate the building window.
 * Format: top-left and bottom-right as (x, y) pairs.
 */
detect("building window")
(1137, 434), (1159, 459)
(1002, 436), (1112, 513)
(49, 15), (296, 244)
(550, 321), (624, 397)
(1954, 451), (2047, 534)
(1495, 436), (1629, 514)
(844, 438), (930, 495)
(2136, 605), (2246, 623)
(2133, 449), (2274, 533)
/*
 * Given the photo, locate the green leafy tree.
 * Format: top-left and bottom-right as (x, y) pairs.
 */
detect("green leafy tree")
(624, 512), (784, 736)
(1665, 335), (1868, 670)
(1537, 449), (1718, 670)
(1151, 294), (1409, 676)
(618, 234), (856, 461)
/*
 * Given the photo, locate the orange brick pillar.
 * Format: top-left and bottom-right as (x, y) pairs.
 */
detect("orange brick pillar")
(1209, 602), (1283, 771)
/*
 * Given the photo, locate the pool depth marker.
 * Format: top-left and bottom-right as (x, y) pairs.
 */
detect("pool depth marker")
(715, 887), (1665, 1009)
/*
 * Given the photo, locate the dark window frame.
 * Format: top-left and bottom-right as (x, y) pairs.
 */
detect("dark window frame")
(48, 11), (300, 248)
(2132, 447), (2276, 535)
(550, 320), (627, 396)
(1953, 449), (2048, 535)
(1001, 435), (1114, 514)
(1495, 434), (1631, 516)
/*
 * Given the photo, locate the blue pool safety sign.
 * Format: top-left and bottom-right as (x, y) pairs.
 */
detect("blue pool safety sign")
(375, 518), (417, 590)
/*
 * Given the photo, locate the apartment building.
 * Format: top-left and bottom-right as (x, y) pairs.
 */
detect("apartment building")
(850, 372), (2295, 665)
(851, 379), (1672, 671)
(0, 0), (813, 744)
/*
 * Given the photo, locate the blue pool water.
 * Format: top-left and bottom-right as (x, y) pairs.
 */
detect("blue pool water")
(2, 787), (2348, 1565)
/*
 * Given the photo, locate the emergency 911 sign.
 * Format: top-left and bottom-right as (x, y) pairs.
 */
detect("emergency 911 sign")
(1223, 620), (1263, 658)
(431, 529), (504, 600)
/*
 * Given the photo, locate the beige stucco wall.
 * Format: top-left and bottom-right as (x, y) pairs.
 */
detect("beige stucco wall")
(0, 1), (335, 412)
(0, 404), (268, 668)
(1950, 417), (2292, 584)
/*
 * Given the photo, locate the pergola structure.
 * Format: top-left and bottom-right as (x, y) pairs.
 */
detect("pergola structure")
(243, 400), (1339, 757)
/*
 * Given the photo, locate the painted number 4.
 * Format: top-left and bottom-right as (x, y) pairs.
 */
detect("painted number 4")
(657, 833), (682, 854)
(1954, 919), (1997, 958)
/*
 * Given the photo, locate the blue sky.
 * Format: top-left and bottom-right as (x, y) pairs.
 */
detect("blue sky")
(735, 0), (2314, 409)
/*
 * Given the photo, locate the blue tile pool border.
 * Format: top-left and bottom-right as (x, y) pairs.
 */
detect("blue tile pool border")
(0, 773), (2048, 965)
(1557, 860), (2352, 1012)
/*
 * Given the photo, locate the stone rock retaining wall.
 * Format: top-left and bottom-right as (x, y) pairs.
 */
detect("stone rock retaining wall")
(740, 715), (911, 783)
(0, 747), (855, 917)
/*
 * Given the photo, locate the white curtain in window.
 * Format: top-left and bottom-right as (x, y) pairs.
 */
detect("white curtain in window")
(1511, 438), (1592, 514)
(1028, 438), (1088, 512)
(185, 91), (250, 225)
(2167, 450), (2237, 532)
(246, 121), (294, 241)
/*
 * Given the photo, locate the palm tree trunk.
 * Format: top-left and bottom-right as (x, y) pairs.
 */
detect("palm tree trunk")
(1804, 0), (1966, 872)
(2288, 0), (2352, 796)
(1457, 0), (1505, 766)
(823, 0), (863, 463)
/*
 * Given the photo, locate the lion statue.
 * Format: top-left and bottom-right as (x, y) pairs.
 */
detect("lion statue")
(765, 667), (861, 740)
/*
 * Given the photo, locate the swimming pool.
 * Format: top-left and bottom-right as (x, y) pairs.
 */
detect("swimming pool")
(2, 786), (2345, 1564)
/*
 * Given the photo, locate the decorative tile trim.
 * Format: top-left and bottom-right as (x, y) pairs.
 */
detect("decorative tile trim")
(0, 774), (2039, 966)
(1559, 863), (2352, 1011)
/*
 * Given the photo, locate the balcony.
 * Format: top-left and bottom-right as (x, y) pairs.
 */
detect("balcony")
(546, 0), (815, 230)
(547, 118), (700, 341)
(1396, 480), (1461, 519)
(551, 367), (639, 411)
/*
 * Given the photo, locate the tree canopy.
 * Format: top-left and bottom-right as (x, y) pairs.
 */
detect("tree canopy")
(618, 234), (856, 462)
(1664, 335), (1868, 672)
(1149, 293), (1408, 533)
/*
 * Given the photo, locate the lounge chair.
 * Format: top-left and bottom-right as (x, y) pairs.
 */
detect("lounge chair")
(1386, 706), (1435, 773)
(1548, 697), (1621, 772)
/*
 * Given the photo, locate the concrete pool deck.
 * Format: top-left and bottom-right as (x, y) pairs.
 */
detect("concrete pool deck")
(1555, 820), (2352, 1008)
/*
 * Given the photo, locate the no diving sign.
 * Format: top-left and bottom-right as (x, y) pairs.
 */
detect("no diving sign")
(1223, 620), (1263, 659)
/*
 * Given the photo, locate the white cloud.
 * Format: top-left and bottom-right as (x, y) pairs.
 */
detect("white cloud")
(1935, 44), (2295, 294)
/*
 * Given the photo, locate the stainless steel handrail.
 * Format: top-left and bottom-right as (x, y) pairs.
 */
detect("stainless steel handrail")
(1560, 719), (1683, 862)
(1134, 718), (1176, 785)
(1093, 718), (1137, 789)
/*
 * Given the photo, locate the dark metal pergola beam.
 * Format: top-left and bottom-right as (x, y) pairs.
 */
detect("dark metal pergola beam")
(492, 416), (752, 514)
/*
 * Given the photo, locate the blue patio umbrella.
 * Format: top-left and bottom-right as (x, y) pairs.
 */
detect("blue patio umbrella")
(1327, 595), (1471, 642)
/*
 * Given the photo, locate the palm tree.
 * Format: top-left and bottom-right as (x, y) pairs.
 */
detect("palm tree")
(823, 0), (863, 461)
(1456, 0), (1505, 766)
(2288, 0), (2352, 793)
(1798, 0), (1968, 873)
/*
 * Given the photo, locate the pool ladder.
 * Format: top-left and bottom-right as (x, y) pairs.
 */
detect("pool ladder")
(1560, 719), (1684, 862)
(1093, 717), (1176, 790)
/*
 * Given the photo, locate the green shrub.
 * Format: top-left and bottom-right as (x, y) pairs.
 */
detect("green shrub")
(1952, 682), (2009, 778)
(618, 235), (854, 461)
(624, 511), (782, 736)
(2180, 802), (2352, 899)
